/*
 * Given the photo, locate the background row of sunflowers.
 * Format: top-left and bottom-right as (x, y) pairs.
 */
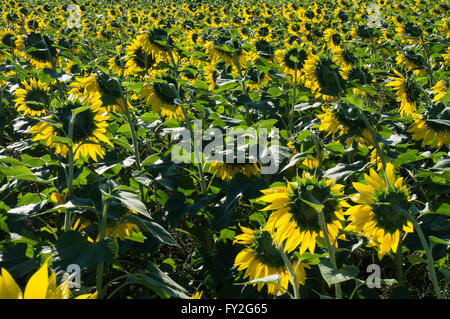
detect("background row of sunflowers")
(0, 0), (449, 299)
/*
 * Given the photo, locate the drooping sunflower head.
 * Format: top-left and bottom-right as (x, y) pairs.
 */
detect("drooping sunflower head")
(139, 74), (184, 119)
(29, 94), (111, 162)
(233, 225), (309, 295)
(74, 200), (140, 243)
(396, 50), (426, 75)
(254, 39), (274, 60)
(139, 27), (173, 61)
(260, 174), (348, 254)
(317, 101), (373, 147)
(396, 21), (423, 43)
(408, 102), (450, 148)
(14, 78), (50, 117)
(386, 70), (421, 116)
(125, 39), (158, 76)
(204, 61), (232, 91)
(304, 54), (346, 101)
(69, 71), (128, 113)
(15, 32), (58, 69)
(346, 164), (414, 260)
(344, 66), (374, 96)
(209, 160), (260, 182)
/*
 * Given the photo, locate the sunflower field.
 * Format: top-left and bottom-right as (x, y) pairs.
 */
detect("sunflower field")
(0, 0), (449, 301)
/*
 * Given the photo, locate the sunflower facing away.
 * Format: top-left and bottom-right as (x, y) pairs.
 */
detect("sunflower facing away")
(233, 225), (309, 295)
(15, 32), (58, 69)
(317, 101), (374, 148)
(386, 70), (421, 116)
(260, 173), (349, 255)
(29, 94), (112, 162)
(69, 71), (129, 113)
(0, 258), (97, 299)
(209, 161), (260, 181)
(139, 74), (184, 119)
(345, 163), (414, 260)
(303, 53), (346, 102)
(408, 102), (450, 148)
(14, 78), (50, 116)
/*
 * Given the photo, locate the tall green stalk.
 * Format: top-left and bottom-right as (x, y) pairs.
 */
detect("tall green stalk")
(397, 206), (442, 299)
(317, 209), (343, 299)
(96, 195), (110, 299)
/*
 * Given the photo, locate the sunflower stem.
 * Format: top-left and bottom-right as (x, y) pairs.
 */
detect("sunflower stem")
(311, 132), (323, 178)
(288, 64), (298, 135)
(96, 194), (110, 299)
(317, 209), (343, 299)
(180, 104), (207, 195)
(395, 243), (405, 286)
(420, 35), (435, 87)
(278, 243), (300, 299)
(117, 83), (145, 201)
(167, 47), (207, 194)
(359, 109), (388, 184)
(396, 206), (442, 298)
(232, 51), (251, 126)
(63, 111), (76, 232)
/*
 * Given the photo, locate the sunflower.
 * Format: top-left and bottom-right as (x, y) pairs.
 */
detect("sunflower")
(444, 47), (450, 68)
(260, 173), (349, 255)
(205, 36), (249, 70)
(303, 53), (346, 102)
(342, 65), (375, 97)
(74, 207), (140, 243)
(204, 61), (233, 91)
(29, 94), (112, 162)
(395, 21), (423, 44)
(209, 160), (260, 181)
(124, 39), (160, 76)
(253, 39), (275, 61)
(139, 74), (184, 119)
(190, 291), (203, 299)
(233, 225), (309, 295)
(430, 80), (448, 102)
(395, 50), (426, 76)
(408, 102), (450, 148)
(15, 32), (59, 69)
(137, 28), (174, 63)
(0, 28), (16, 50)
(275, 45), (309, 81)
(323, 28), (343, 53)
(69, 71), (129, 113)
(63, 60), (82, 75)
(317, 101), (373, 148)
(0, 258), (97, 299)
(385, 70), (421, 116)
(439, 18), (450, 39)
(14, 78), (50, 117)
(287, 140), (324, 170)
(345, 164), (414, 260)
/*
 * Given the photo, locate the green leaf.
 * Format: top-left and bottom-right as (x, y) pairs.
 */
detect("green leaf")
(8, 201), (48, 216)
(54, 231), (119, 269)
(237, 274), (281, 286)
(318, 260), (359, 285)
(122, 215), (178, 247)
(0, 243), (39, 278)
(429, 236), (450, 246)
(138, 263), (189, 299)
(112, 190), (150, 218)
